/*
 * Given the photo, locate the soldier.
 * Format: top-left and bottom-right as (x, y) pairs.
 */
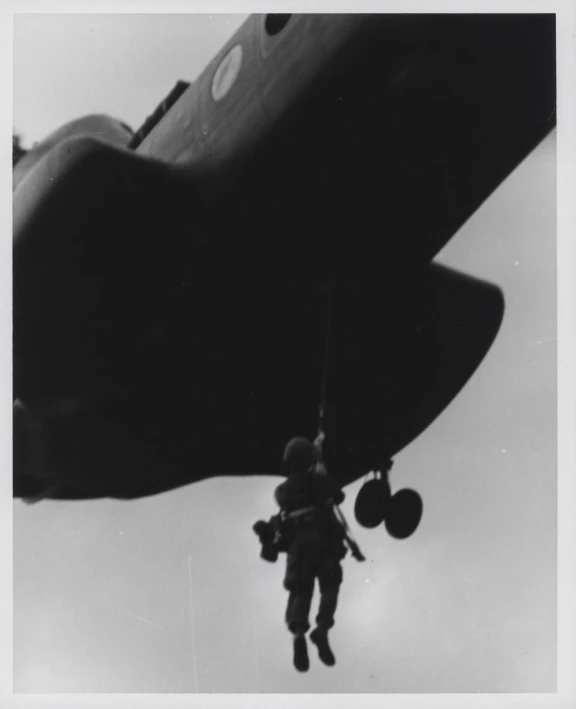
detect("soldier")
(274, 436), (348, 672)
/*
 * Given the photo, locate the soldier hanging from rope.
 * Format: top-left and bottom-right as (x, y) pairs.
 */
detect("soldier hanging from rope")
(252, 280), (365, 672)
(254, 436), (358, 672)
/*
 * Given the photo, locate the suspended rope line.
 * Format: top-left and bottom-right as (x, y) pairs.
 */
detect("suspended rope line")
(317, 280), (334, 437)
(315, 279), (366, 563)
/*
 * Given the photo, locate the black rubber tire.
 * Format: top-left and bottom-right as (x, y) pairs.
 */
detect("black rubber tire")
(384, 488), (423, 539)
(354, 478), (391, 528)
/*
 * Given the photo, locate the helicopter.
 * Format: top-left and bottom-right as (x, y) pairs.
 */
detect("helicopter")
(13, 14), (555, 541)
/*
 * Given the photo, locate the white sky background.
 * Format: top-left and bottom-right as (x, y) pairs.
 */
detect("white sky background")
(13, 14), (247, 146)
(6, 9), (573, 701)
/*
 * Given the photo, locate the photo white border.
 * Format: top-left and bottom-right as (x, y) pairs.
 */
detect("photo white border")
(2, 1), (574, 707)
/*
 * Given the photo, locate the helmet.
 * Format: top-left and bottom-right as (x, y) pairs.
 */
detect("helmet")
(283, 437), (319, 472)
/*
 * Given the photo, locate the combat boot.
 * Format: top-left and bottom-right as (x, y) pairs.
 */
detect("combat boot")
(310, 627), (336, 666)
(292, 634), (309, 672)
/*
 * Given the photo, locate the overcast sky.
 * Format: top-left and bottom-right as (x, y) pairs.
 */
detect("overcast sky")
(13, 14), (247, 146)
(10, 12), (559, 697)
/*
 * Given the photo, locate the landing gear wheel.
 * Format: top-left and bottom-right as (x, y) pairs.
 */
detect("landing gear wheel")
(384, 488), (423, 539)
(354, 474), (391, 528)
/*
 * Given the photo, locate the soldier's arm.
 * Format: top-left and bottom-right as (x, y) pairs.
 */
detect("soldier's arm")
(274, 482), (287, 510)
(316, 475), (345, 506)
(330, 481), (345, 506)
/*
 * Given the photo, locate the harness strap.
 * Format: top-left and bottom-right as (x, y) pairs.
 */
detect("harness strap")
(285, 505), (319, 520)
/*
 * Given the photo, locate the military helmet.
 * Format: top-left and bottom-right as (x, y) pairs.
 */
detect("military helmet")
(283, 437), (319, 472)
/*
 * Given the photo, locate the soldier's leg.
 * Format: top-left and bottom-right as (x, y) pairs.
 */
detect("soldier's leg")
(316, 560), (343, 632)
(309, 559), (343, 667)
(284, 555), (314, 672)
(283, 551), (315, 633)
(285, 575), (315, 635)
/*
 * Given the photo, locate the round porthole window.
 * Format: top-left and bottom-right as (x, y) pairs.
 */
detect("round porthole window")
(211, 44), (243, 102)
(264, 14), (292, 37)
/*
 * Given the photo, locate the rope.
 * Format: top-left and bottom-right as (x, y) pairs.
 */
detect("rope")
(316, 280), (366, 562)
(318, 281), (334, 436)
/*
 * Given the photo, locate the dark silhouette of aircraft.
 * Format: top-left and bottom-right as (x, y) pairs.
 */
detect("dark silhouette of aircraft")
(13, 14), (555, 536)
